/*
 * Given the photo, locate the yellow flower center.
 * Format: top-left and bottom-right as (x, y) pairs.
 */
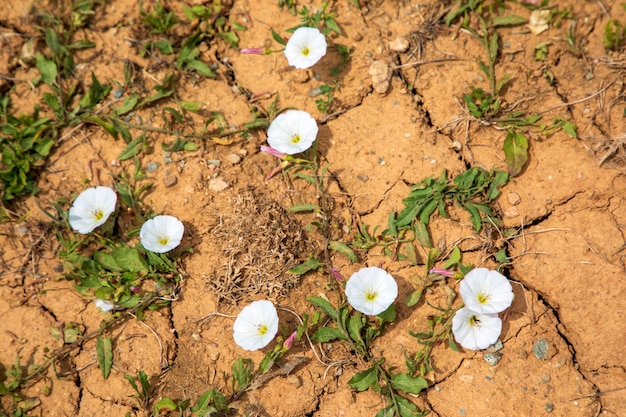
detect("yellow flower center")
(158, 236), (170, 246)
(93, 209), (104, 221)
(469, 315), (480, 326)
(291, 134), (301, 144)
(257, 324), (268, 335)
(301, 47), (310, 56)
(365, 291), (378, 301)
(477, 293), (489, 304)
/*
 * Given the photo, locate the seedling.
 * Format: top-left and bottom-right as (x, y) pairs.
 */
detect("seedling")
(603, 19), (626, 51)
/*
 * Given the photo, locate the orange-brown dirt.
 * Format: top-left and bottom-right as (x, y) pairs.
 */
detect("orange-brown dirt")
(1, 1), (626, 416)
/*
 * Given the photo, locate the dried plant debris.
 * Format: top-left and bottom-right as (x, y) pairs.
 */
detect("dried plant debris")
(593, 133), (626, 169)
(205, 187), (315, 303)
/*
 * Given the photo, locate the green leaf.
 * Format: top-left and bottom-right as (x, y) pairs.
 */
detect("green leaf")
(406, 289), (423, 307)
(96, 336), (113, 379)
(487, 169), (509, 201)
(347, 313), (365, 345)
(288, 257), (323, 275)
(179, 101), (203, 111)
(118, 134), (146, 161)
(377, 303), (396, 324)
(112, 247), (148, 273)
(93, 251), (122, 272)
(271, 28), (287, 45)
(490, 15), (527, 28)
(307, 296), (338, 321)
(443, 246), (461, 269)
(395, 396), (425, 417)
(112, 94), (139, 116)
(311, 326), (346, 343)
(328, 240), (358, 262)
(287, 203), (318, 213)
(190, 388), (230, 415)
(35, 53), (58, 86)
(348, 366), (378, 392)
(153, 397), (179, 413)
(560, 119), (577, 138)
(503, 130), (529, 176)
(413, 221), (432, 248)
(391, 373), (429, 395)
(45, 28), (61, 56)
(186, 59), (216, 77)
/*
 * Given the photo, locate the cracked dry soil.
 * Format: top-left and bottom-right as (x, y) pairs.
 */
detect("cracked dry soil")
(1, 0), (626, 416)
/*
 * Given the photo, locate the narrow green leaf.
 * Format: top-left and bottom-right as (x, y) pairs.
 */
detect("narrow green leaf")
(96, 336), (113, 379)
(118, 135), (146, 161)
(413, 221), (432, 247)
(328, 240), (358, 262)
(179, 101), (203, 111)
(93, 251), (122, 272)
(487, 169), (509, 200)
(288, 257), (323, 275)
(503, 130), (529, 176)
(443, 246), (461, 269)
(347, 313), (365, 345)
(396, 396), (423, 417)
(112, 94), (139, 116)
(287, 203), (318, 213)
(271, 28), (286, 45)
(45, 28), (61, 56)
(186, 59), (216, 77)
(491, 15), (528, 27)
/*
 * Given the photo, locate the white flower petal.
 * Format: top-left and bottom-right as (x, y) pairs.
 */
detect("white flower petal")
(140, 215), (184, 253)
(452, 307), (502, 350)
(284, 27), (327, 69)
(459, 268), (514, 314)
(69, 186), (117, 234)
(266, 110), (318, 155)
(345, 266), (398, 316)
(233, 300), (279, 351)
(94, 298), (115, 312)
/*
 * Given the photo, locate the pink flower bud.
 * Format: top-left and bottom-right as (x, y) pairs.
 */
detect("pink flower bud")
(260, 145), (287, 159)
(331, 267), (344, 282)
(240, 47), (265, 55)
(429, 267), (455, 278)
(283, 331), (297, 350)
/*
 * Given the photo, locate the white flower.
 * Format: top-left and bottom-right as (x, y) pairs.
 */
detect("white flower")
(68, 186), (117, 234)
(140, 215), (184, 253)
(345, 266), (398, 316)
(266, 110), (318, 155)
(459, 268), (514, 314)
(233, 300), (279, 351)
(284, 27), (327, 69)
(94, 298), (115, 312)
(452, 306), (502, 350)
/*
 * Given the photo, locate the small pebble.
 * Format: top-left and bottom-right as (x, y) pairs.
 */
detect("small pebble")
(113, 89), (123, 99)
(507, 192), (521, 205)
(309, 86), (325, 97)
(389, 37), (409, 52)
(533, 338), (550, 360)
(227, 153), (241, 165)
(208, 177), (229, 192)
(484, 353), (502, 366)
(146, 162), (159, 172)
(357, 174), (369, 182)
(544, 403), (554, 413)
(163, 175), (178, 187)
(541, 374), (551, 382)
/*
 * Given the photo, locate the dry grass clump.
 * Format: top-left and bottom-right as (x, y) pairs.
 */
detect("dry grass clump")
(204, 187), (316, 304)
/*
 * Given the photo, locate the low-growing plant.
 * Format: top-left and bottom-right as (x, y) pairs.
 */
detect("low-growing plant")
(603, 19), (626, 51)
